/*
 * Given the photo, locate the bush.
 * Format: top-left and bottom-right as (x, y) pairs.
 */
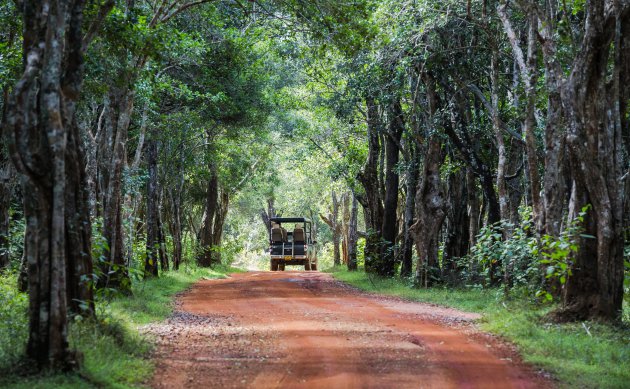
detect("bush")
(0, 272), (28, 371)
(468, 207), (539, 292)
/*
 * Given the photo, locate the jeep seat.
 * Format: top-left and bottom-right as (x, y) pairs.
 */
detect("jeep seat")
(293, 227), (305, 243)
(271, 227), (283, 243)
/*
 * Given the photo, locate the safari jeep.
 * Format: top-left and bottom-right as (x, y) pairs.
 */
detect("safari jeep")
(269, 217), (317, 271)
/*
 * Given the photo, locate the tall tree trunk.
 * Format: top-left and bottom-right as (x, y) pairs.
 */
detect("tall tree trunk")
(0, 160), (11, 269)
(168, 187), (183, 270)
(320, 190), (341, 266)
(158, 209), (169, 271)
(442, 167), (469, 284)
(467, 169), (480, 249)
(357, 96), (384, 273)
(411, 138), (446, 287)
(198, 162), (218, 267)
(401, 145), (419, 278)
(331, 191), (341, 266)
(553, 2), (628, 322)
(440, 83), (501, 227)
(167, 144), (184, 270)
(2, 0), (98, 369)
(210, 190), (229, 265)
(145, 137), (159, 277)
(498, 3), (544, 234)
(65, 114), (96, 314)
(513, 0), (629, 321)
(491, 49), (509, 226)
(97, 87), (133, 291)
(411, 73), (446, 286)
(341, 192), (350, 265)
(347, 194), (359, 271)
(380, 99), (404, 276)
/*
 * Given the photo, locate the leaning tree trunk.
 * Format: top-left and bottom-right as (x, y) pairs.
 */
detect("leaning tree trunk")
(2, 0), (97, 369)
(260, 197), (276, 231)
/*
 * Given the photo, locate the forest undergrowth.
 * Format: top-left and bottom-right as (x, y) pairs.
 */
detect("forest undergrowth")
(0, 265), (237, 389)
(331, 268), (630, 389)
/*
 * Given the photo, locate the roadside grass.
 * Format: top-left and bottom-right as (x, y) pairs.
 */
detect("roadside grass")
(0, 264), (238, 389)
(330, 267), (630, 389)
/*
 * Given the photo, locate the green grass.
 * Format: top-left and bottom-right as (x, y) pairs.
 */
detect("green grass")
(330, 267), (630, 389)
(0, 264), (238, 389)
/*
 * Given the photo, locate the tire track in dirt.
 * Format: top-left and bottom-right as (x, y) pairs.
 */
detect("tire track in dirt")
(146, 271), (553, 388)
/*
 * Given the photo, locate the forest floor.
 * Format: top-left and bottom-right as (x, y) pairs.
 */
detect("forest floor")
(145, 271), (553, 388)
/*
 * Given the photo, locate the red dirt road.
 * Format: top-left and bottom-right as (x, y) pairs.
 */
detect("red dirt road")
(147, 271), (552, 388)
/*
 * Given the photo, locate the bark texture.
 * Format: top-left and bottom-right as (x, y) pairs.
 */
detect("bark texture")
(556, 2), (629, 321)
(411, 74), (446, 287)
(2, 0), (97, 369)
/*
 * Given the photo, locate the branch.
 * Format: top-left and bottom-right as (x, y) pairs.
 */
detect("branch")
(319, 213), (334, 228)
(497, 2), (527, 76)
(231, 144), (273, 192)
(505, 160), (524, 180)
(130, 103), (148, 171)
(82, 0), (115, 53)
(467, 84), (525, 145)
(160, 0), (215, 24)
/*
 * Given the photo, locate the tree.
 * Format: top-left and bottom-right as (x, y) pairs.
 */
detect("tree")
(1, 0), (112, 369)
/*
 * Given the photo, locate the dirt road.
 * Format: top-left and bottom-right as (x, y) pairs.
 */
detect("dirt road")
(147, 271), (552, 388)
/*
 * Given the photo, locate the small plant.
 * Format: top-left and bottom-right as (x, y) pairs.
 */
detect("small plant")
(533, 204), (592, 301)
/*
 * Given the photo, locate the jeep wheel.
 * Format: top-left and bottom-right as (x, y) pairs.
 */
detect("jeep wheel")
(311, 263), (317, 271)
(270, 260), (279, 271)
(304, 261), (311, 271)
(279, 263), (286, 271)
